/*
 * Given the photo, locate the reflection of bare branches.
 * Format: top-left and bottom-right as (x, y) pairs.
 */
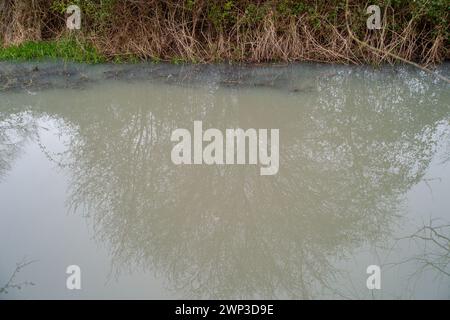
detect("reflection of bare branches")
(0, 111), (38, 180)
(422, 177), (442, 197)
(395, 220), (450, 280)
(407, 222), (450, 277)
(0, 258), (37, 295)
(57, 70), (448, 299)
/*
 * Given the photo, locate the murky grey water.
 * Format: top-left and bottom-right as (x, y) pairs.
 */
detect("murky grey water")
(0, 61), (449, 299)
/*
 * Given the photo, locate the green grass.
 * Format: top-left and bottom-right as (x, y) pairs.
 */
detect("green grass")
(0, 39), (106, 63)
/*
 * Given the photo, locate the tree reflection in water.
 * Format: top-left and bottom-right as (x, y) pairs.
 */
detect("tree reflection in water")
(1, 65), (449, 298)
(0, 108), (37, 180)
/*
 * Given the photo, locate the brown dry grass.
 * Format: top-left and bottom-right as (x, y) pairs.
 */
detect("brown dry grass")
(0, 0), (50, 45)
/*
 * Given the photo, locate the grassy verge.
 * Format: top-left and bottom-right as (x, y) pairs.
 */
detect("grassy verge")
(0, 39), (106, 63)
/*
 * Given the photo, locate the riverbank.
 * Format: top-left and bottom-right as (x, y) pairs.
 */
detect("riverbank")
(0, 1), (448, 65)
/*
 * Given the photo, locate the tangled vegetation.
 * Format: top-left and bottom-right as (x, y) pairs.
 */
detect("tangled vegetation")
(0, 0), (448, 64)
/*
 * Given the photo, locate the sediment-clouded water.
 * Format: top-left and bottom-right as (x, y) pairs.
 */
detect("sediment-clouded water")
(0, 61), (449, 299)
